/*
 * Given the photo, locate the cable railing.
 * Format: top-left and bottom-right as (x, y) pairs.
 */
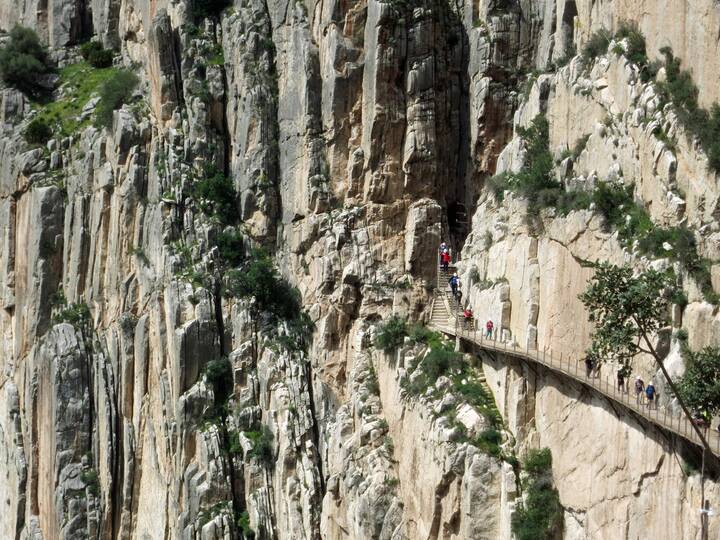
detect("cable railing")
(429, 290), (720, 458)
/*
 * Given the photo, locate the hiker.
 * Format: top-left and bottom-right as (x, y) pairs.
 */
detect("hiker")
(634, 376), (645, 404)
(692, 411), (709, 429)
(584, 356), (594, 378)
(463, 307), (473, 328)
(455, 276), (463, 303)
(616, 366), (625, 392)
(449, 273), (458, 297)
(439, 242), (447, 255)
(441, 249), (451, 271)
(645, 381), (656, 409)
(485, 319), (494, 339)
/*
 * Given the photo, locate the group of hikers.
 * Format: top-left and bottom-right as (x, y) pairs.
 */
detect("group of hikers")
(584, 357), (658, 407)
(440, 242), (494, 337)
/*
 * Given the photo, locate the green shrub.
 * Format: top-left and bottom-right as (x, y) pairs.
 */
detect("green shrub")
(94, 69), (139, 128)
(80, 40), (103, 60)
(374, 315), (408, 353)
(87, 47), (114, 68)
(0, 26), (49, 96)
(215, 229), (245, 268)
(474, 428), (503, 457)
(407, 324), (442, 347)
(193, 167), (239, 225)
(522, 448), (552, 475)
(80, 41), (114, 68)
(582, 28), (611, 62)
(615, 21), (647, 65)
(512, 448), (563, 540)
(227, 431), (243, 457)
(81, 469), (100, 496)
(245, 426), (273, 463)
(676, 347), (720, 417)
(205, 357), (233, 405)
(226, 248), (302, 323)
(53, 302), (92, 329)
(238, 510), (255, 539)
(402, 343), (461, 395)
(24, 118), (52, 145)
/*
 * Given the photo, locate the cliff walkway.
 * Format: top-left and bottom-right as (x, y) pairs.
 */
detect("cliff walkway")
(430, 265), (720, 458)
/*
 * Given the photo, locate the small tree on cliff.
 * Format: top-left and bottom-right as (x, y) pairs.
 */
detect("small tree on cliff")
(0, 26), (50, 97)
(226, 248), (304, 363)
(579, 262), (714, 455)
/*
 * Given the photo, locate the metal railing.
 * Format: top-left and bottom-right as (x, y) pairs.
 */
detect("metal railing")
(429, 291), (720, 458)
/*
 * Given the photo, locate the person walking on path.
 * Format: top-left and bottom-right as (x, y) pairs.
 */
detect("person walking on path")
(463, 307), (473, 329)
(645, 381), (656, 409)
(585, 356), (594, 378)
(449, 273), (458, 297)
(617, 366), (625, 392)
(441, 249), (451, 271)
(485, 320), (494, 339)
(634, 376), (645, 405)
(454, 276), (462, 303)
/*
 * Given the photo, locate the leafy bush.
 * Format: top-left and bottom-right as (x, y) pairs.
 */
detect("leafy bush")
(402, 343), (461, 395)
(81, 469), (100, 496)
(407, 324), (442, 348)
(374, 315), (408, 353)
(53, 302), (92, 329)
(0, 26), (49, 96)
(226, 248), (301, 322)
(615, 22), (647, 65)
(676, 347), (720, 417)
(474, 428), (502, 457)
(94, 69), (138, 128)
(24, 118), (52, 145)
(245, 426), (273, 463)
(522, 447), (552, 475)
(80, 40), (114, 68)
(512, 448), (563, 540)
(215, 229), (245, 268)
(193, 167), (239, 225)
(486, 115), (560, 215)
(582, 28), (611, 62)
(205, 357), (233, 405)
(238, 510), (255, 539)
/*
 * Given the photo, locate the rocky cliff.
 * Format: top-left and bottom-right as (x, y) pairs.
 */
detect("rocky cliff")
(0, 0), (719, 539)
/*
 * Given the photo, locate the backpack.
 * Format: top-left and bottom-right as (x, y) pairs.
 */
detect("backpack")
(449, 276), (457, 286)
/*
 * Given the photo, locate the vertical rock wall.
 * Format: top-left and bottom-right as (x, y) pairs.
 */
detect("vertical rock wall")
(0, 0), (719, 538)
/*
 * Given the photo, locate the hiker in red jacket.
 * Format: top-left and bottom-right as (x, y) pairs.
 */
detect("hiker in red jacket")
(485, 320), (494, 338)
(440, 249), (450, 271)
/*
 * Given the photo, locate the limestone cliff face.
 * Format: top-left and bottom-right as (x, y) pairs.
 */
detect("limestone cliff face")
(0, 0), (719, 539)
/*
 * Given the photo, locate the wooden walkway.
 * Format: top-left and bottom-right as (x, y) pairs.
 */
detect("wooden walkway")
(430, 267), (720, 458)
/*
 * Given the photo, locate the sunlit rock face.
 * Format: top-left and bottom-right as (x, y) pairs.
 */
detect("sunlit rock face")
(0, 0), (719, 538)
